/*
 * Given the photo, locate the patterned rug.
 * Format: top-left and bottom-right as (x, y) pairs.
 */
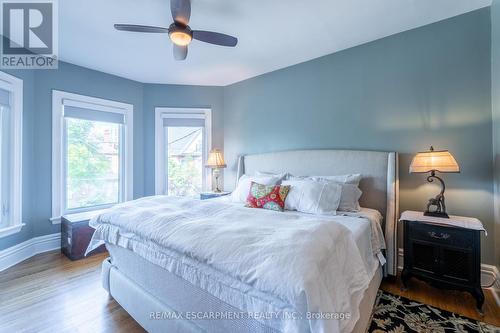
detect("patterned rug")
(369, 290), (500, 333)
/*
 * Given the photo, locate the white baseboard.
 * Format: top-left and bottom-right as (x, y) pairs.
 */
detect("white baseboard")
(0, 233), (61, 272)
(479, 264), (500, 306)
(397, 248), (500, 306)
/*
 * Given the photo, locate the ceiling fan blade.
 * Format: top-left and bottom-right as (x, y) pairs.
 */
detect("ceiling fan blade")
(114, 24), (168, 33)
(173, 44), (188, 60)
(170, 0), (191, 25)
(192, 30), (238, 47)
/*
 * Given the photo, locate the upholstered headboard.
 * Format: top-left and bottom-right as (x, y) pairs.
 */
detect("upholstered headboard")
(235, 149), (399, 276)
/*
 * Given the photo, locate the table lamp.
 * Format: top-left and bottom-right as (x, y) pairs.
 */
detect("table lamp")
(409, 146), (460, 218)
(206, 149), (227, 193)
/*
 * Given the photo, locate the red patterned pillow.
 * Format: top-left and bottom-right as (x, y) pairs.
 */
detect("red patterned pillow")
(245, 182), (291, 211)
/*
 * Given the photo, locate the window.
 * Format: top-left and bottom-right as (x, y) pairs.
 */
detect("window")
(52, 91), (133, 223)
(155, 108), (211, 196)
(0, 91), (10, 228)
(0, 72), (23, 238)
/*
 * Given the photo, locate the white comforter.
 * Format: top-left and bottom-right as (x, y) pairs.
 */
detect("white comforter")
(88, 196), (384, 333)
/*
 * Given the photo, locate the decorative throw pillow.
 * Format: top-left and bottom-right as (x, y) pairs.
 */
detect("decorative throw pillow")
(231, 174), (282, 203)
(245, 182), (291, 211)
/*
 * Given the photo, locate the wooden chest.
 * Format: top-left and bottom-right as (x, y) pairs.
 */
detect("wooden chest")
(61, 212), (106, 260)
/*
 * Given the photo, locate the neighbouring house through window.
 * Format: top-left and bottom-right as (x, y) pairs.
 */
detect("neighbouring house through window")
(155, 108), (211, 197)
(52, 91), (133, 223)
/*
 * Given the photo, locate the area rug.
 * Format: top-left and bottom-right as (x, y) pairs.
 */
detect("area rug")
(368, 290), (499, 333)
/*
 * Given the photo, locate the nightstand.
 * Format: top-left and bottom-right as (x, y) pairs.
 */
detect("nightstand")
(400, 211), (486, 313)
(200, 192), (231, 200)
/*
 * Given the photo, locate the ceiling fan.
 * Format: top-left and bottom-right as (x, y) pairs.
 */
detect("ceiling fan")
(114, 0), (238, 61)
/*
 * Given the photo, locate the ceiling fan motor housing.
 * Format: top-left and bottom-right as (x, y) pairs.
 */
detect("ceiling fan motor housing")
(168, 23), (193, 45)
(114, 0), (237, 60)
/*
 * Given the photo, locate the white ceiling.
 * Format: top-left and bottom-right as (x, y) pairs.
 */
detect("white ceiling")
(59, 0), (491, 86)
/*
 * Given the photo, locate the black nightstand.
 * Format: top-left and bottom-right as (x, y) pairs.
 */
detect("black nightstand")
(200, 192), (231, 200)
(400, 211), (485, 313)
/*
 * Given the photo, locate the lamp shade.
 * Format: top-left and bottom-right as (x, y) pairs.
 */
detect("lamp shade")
(409, 147), (460, 173)
(206, 149), (226, 169)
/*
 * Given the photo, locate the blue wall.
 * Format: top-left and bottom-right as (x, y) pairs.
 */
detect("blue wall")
(1, 8), (496, 265)
(223, 9), (495, 264)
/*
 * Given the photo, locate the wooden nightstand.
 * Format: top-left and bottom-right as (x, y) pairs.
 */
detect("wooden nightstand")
(200, 192), (231, 200)
(400, 211), (486, 313)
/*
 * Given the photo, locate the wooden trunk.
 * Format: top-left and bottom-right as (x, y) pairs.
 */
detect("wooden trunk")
(61, 214), (106, 260)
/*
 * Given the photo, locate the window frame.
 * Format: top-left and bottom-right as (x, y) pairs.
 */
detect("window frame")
(51, 90), (133, 224)
(154, 107), (212, 195)
(0, 71), (23, 238)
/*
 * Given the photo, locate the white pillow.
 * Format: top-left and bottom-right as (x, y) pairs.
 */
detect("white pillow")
(255, 171), (288, 181)
(282, 180), (342, 215)
(337, 184), (363, 212)
(290, 174), (363, 212)
(231, 174), (282, 203)
(311, 174), (362, 185)
(288, 173), (362, 185)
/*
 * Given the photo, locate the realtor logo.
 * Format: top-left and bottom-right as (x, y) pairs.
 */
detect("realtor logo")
(1, 0), (58, 69)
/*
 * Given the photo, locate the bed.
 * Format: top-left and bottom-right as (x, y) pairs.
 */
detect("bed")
(88, 149), (399, 333)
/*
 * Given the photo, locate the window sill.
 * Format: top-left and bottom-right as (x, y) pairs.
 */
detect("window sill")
(0, 223), (26, 238)
(50, 216), (62, 225)
(51, 209), (108, 225)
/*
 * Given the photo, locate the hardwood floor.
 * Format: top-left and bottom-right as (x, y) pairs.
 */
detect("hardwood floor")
(0, 250), (498, 332)
(0, 251), (145, 333)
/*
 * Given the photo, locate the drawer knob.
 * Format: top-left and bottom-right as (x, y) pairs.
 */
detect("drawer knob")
(428, 231), (451, 240)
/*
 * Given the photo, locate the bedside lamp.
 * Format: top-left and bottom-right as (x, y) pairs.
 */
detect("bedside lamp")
(409, 146), (460, 218)
(206, 149), (226, 193)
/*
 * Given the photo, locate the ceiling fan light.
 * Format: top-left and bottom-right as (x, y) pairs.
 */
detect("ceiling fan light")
(170, 31), (192, 46)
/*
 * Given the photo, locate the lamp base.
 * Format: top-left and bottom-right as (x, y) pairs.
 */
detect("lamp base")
(213, 168), (222, 193)
(424, 211), (449, 219)
(424, 172), (450, 219)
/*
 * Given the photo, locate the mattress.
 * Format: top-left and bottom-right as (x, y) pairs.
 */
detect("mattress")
(89, 196), (385, 333)
(104, 209), (381, 333)
(106, 244), (382, 333)
(107, 244), (283, 332)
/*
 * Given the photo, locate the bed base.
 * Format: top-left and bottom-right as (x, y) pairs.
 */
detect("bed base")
(102, 258), (382, 333)
(102, 258), (202, 333)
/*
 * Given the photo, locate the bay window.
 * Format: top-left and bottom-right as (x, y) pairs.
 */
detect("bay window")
(52, 91), (133, 223)
(0, 72), (23, 238)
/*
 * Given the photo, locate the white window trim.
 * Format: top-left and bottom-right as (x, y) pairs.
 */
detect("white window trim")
(0, 71), (24, 238)
(51, 90), (133, 224)
(154, 107), (212, 195)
